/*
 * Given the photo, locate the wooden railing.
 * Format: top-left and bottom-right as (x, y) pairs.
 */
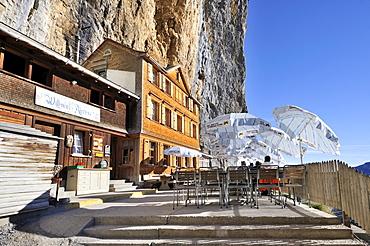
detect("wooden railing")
(292, 160), (370, 232)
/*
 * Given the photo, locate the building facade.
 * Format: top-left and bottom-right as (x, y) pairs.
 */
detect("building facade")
(83, 40), (201, 184)
(0, 23), (139, 187)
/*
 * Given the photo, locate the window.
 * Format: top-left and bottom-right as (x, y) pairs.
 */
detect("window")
(90, 89), (101, 105)
(122, 148), (134, 164)
(163, 144), (170, 166)
(90, 88), (115, 110)
(165, 79), (172, 95)
(1, 50), (51, 86)
(151, 70), (157, 85)
(2, 50), (26, 77)
(149, 141), (156, 164)
(31, 62), (50, 86)
(185, 157), (191, 168)
(103, 49), (111, 56)
(104, 94), (114, 110)
(73, 130), (85, 154)
(165, 108), (172, 127)
(192, 123), (198, 139)
(148, 64), (157, 85)
(176, 156), (183, 168)
(151, 100), (159, 121)
(177, 114), (183, 132)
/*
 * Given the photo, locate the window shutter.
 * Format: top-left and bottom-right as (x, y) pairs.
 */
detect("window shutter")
(146, 95), (152, 119)
(148, 63), (153, 82)
(189, 98), (193, 111)
(157, 72), (163, 89)
(181, 116), (185, 133)
(143, 139), (150, 161)
(159, 143), (164, 161)
(173, 112), (177, 130)
(161, 104), (165, 124)
(161, 75), (166, 90)
(169, 83), (173, 97)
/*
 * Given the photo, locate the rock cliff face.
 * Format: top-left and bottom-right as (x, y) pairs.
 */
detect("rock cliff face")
(0, 0), (248, 151)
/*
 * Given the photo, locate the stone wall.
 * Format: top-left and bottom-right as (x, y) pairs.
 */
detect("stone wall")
(0, 0), (248, 152)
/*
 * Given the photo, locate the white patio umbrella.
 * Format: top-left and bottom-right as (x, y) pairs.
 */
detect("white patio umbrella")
(273, 105), (340, 163)
(242, 139), (286, 164)
(205, 113), (272, 160)
(206, 113), (271, 137)
(259, 127), (301, 158)
(163, 146), (202, 158)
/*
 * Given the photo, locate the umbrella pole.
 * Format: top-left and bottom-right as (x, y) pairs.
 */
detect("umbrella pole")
(299, 139), (303, 164)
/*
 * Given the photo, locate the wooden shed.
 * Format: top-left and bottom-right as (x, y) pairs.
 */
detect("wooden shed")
(0, 121), (59, 217)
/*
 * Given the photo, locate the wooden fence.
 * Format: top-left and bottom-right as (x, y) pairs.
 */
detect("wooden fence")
(0, 122), (59, 217)
(293, 160), (370, 232)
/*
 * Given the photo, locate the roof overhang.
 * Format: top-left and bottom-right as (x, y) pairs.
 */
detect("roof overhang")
(0, 22), (140, 100)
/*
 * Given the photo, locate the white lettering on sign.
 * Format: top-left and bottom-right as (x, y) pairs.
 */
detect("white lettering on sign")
(35, 87), (100, 122)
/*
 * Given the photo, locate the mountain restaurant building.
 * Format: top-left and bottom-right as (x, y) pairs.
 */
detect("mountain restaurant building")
(0, 23), (139, 194)
(83, 39), (201, 184)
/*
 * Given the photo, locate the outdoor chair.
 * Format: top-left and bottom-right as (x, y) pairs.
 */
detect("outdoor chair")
(172, 170), (199, 209)
(225, 167), (251, 208)
(199, 169), (223, 208)
(255, 165), (281, 209)
(280, 164), (310, 208)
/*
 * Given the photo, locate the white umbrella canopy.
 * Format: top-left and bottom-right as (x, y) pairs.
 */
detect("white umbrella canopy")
(212, 132), (253, 152)
(163, 146), (202, 158)
(205, 113), (271, 158)
(259, 127), (301, 158)
(206, 113), (271, 137)
(242, 139), (286, 164)
(273, 105), (341, 160)
(206, 113), (297, 164)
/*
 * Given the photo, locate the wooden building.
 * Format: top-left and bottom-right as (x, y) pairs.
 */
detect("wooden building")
(0, 22), (139, 196)
(83, 39), (201, 184)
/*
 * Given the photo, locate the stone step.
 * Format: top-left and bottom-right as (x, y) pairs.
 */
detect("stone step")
(60, 190), (76, 198)
(94, 215), (341, 226)
(78, 238), (365, 246)
(83, 224), (353, 240)
(50, 185), (76, 198)
(109, 187), (137, 192)
(109, 180), (130, 185)
(109, 180), (136, 192)
(109, 185), (136, 192)
(109, 183), (135, 188)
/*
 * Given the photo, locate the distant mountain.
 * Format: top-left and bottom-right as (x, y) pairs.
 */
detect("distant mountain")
(354, 162), (370, 176)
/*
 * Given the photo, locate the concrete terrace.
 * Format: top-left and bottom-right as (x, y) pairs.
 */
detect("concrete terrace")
(13, 189), (369, 245)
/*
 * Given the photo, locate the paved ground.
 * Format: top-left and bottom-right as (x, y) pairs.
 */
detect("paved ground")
(17, 190), (342, 237)
(1, 189), (369, 245)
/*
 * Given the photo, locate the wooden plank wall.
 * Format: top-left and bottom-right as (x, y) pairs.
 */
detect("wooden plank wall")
(0, 124), (58, 217)
(303, 161), (370, 232)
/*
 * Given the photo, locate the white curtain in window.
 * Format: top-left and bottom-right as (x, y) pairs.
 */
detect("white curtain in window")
(73, 131), (84, 153)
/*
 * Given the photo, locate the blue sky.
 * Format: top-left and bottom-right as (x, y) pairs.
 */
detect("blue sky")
(244, 0), (370, 167)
